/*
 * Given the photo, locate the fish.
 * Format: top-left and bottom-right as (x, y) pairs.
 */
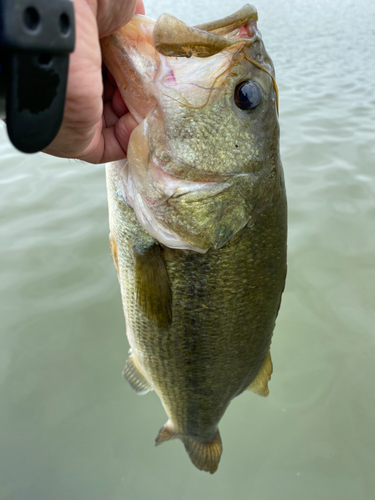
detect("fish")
(100, 4), (287, 474)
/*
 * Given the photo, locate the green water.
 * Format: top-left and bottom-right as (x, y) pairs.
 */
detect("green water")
(1, 0), (375, 498)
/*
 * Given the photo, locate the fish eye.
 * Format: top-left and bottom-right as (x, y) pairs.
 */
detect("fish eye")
(234, 81), (263, 110)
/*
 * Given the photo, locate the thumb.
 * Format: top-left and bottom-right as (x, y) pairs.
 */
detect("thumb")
(96, 0), (145, 38)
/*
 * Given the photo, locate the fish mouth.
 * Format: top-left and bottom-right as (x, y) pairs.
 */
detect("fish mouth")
(101, 6), (266, 125)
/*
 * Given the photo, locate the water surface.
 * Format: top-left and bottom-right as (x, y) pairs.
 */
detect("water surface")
(1, 0), (374, 499)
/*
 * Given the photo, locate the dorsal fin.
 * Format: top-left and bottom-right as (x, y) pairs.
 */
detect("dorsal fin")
(247, 351), (273, 397)
(123, 353), (153, 395)
(134, 243), (172, 329)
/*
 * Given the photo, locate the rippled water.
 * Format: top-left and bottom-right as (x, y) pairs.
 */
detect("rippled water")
(1, 0), (374, 498)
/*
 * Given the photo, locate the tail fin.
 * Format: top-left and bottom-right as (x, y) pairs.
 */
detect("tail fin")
(182, 430), (222, 474)
(155, 421), (222, 474)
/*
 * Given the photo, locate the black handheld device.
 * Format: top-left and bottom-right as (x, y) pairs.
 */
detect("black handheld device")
(0, 0), (75, 153)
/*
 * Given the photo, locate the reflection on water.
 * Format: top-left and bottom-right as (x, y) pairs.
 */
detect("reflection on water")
(1, 0), (375, 498)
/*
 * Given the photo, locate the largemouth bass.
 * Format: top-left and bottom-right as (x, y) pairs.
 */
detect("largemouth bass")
(101, 4), (287, 474)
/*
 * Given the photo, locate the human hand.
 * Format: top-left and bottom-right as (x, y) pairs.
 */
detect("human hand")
(43, 0), (145, 164)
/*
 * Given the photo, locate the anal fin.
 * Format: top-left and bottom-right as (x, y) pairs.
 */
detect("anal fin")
(155, 420), (177, 445)
(123, 353), (153, 395)
(247, 351), (273, 397)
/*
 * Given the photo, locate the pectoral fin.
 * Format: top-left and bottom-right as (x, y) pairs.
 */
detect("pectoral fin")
(134, 243), (172, 329)
(123, 353), (153, 395)
(109, 232), (119, 276)
(247, 351), (273, 397)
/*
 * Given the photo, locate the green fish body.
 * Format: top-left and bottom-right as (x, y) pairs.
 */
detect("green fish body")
(101, 4), (287, 473)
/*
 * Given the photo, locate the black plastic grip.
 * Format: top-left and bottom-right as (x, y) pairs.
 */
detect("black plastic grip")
(0, 0), (75, 53)
(0, 0), (75, 153)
